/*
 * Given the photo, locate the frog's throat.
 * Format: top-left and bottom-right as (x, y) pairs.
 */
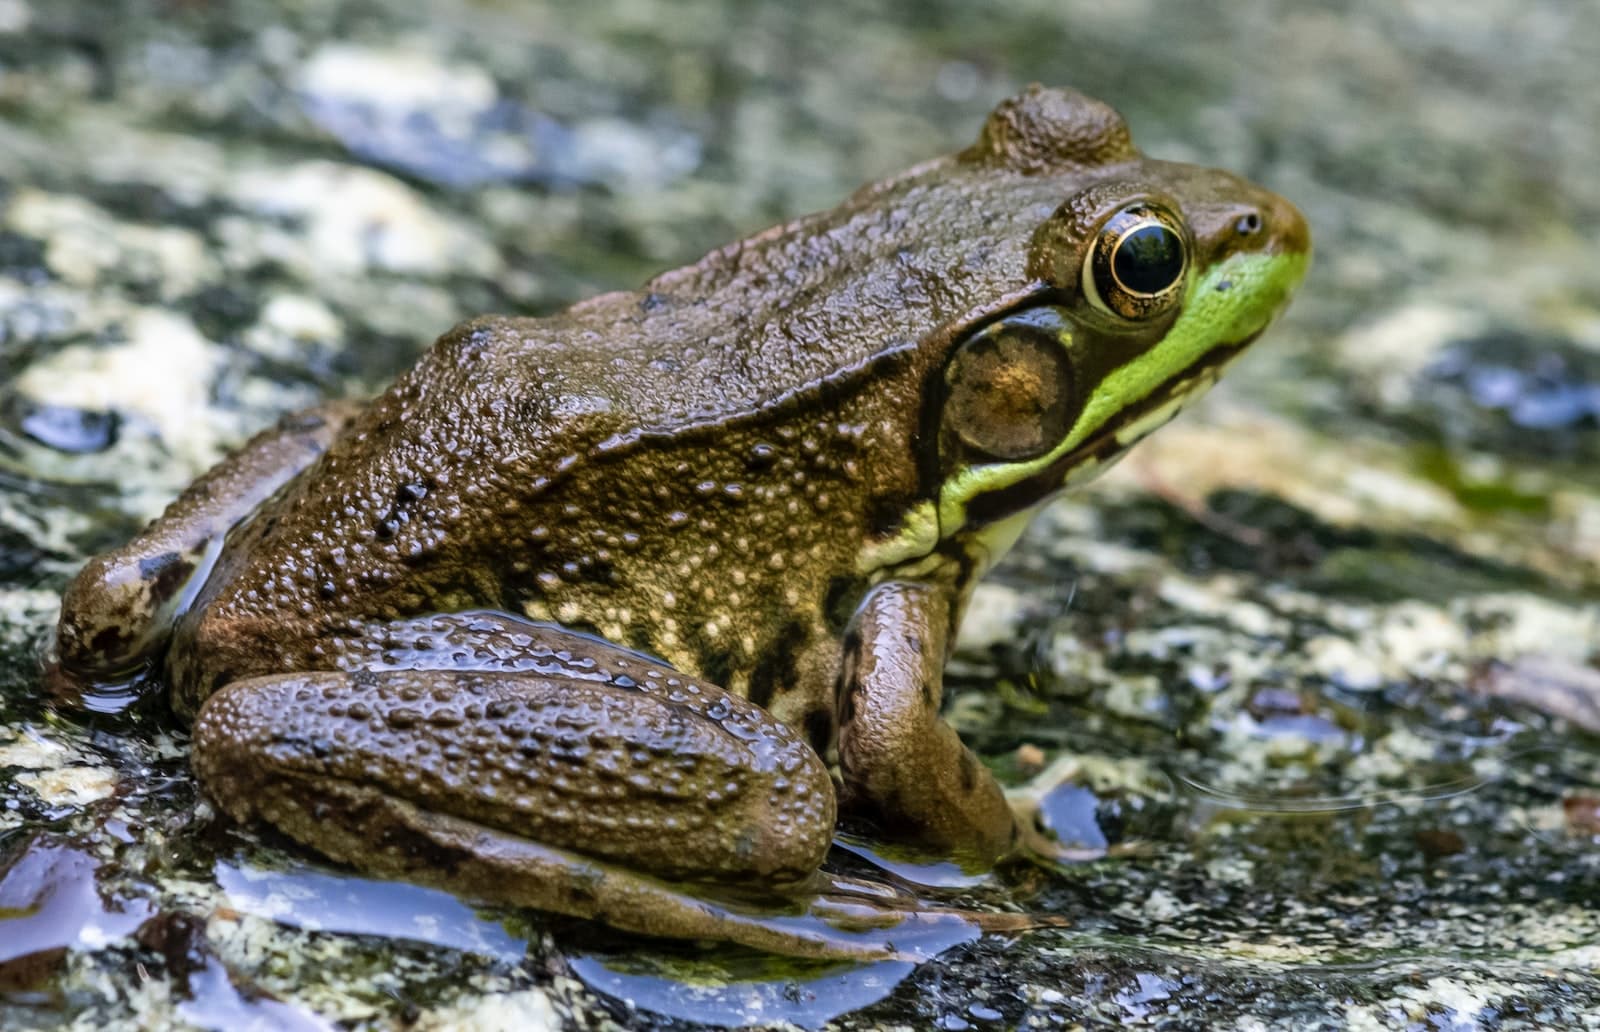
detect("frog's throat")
(858, 249), (1309, 576)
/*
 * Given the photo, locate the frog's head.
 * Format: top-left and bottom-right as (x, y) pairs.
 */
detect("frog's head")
(863, 86), (1310, 578)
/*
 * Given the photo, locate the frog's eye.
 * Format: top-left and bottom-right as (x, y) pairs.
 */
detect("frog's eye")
(1083, 202), (1189, 321)
(943, 307), (1076, 463)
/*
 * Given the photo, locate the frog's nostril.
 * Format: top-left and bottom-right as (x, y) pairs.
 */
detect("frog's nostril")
(1235, 211), (1263, 236)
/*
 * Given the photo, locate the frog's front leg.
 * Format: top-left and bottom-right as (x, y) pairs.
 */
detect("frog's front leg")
(54, 402), (363, 681)
(190, 615), (884, 958)
(836, 581), (1016, 865)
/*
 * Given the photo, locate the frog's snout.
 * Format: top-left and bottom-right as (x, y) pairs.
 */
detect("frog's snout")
(1243, 191), (1311, 260)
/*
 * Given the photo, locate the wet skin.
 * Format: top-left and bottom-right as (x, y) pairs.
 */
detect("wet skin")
(51, 87), (1310, 957)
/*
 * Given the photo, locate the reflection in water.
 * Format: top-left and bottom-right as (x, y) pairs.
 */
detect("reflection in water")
(217, 854), (996, 1027)
(176, 954), (336, 1032)
(39, 660), (162, 716)
(1031, 784), (1109, 852)
(1173, 763), (1492, 814)
(0, 837), (153, 966)
(570, 904), (981, 1030)
(214, 860), (528, 961)
(831, 836), (995, 890)
(570, 953), (917, 1030)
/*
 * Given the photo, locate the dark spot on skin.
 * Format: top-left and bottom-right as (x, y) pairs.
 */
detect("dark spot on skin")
(625, 624), (657, 655)
(919, 676), (937, 710)
(88, 626), (131, 656)
(370, 819), (473, 876)
(838, 675), (866, 728)
(957, 750), (979, 794)
(841, 625), (863, 659)
(376, 482), (431, 540)
(561, 880), (600, 909)
(748, 620), (807, 710)
(824, 576), (866, 633)
(561, 618), (605, 642)
(864, 495), (907, 539)
(697, 650), (733, 692)
(640, 292), (668, 313)
(803, 708), (833, 755)
(138, 551), (196, 601)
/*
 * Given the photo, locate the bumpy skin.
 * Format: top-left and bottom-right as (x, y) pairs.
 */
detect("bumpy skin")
(52, 87), (1310, 957)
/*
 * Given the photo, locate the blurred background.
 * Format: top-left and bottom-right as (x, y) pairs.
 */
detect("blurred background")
(1, 1), (1598, 1029)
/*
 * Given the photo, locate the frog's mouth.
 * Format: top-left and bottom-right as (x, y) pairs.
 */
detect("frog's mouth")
(963, 332), (1258, 525)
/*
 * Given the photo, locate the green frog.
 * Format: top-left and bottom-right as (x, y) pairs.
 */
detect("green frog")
(50, 87), (1309, 958)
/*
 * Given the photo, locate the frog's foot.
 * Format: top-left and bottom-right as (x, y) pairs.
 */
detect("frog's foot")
(52, 402), (363, 685)
(1004, 757), (1158, 868)
(1007, 794), (1117, 865)
(192, 667), (925, 960)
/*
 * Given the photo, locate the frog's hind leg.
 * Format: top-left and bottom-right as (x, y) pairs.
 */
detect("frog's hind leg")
(191, 662), (902, 959)
(53, 402), (363, 681)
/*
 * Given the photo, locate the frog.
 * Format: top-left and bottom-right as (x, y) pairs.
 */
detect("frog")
(49, 86), (1309, 959)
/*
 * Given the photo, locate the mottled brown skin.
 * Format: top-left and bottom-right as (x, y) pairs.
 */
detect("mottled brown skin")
(51, 87), (1310, 958)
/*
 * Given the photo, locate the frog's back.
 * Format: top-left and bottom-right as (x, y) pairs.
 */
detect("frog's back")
(166, 88), (1144, 709)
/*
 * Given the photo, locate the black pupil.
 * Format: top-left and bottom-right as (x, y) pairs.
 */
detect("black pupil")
(1113, 223), (1184, 295)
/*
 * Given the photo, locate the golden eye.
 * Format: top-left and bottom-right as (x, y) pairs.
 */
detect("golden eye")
(1082, 203), (1189, 321)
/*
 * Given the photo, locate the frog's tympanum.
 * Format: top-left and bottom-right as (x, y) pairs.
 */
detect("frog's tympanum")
(51, 87), (1309, 958)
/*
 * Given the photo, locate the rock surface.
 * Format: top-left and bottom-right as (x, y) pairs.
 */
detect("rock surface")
(2, 0), (1598, 1029)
